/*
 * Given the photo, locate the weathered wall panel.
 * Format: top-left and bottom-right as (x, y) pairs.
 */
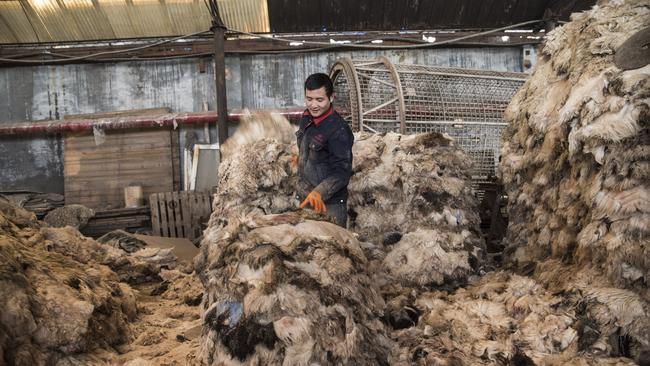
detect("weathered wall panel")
(0, 47), (524, 193)
(64, 128), (175, 210)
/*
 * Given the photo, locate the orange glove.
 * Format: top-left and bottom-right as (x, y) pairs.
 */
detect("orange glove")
(291, 154), (299, 168)
(300, 191), (327, 214)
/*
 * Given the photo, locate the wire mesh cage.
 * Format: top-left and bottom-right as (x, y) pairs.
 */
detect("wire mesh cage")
(330, 57), (528, 197)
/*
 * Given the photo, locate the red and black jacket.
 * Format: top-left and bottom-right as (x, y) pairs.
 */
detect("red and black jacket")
(295, 107), (354, 203)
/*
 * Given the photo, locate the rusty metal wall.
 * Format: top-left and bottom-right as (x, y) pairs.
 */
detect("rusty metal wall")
(0, 46), (524, 193)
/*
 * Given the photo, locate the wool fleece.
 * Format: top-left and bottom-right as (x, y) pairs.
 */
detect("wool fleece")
(499, 0), (650, 360)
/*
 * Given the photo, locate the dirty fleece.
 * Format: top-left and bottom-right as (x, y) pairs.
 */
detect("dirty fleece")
(497, 0), (650, 362)
(0, 202), (136, 366)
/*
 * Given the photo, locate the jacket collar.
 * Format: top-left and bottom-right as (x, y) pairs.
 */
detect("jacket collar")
(312, 106), (334, 126)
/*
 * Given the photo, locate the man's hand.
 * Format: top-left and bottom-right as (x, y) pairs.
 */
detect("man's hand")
(300, 191), (327, 214)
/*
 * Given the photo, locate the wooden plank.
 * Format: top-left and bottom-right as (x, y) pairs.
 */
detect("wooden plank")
(203, 192), (212, 217)
(91, 212), (151, 220)
(65, 136), (171, 149)
(189, 192), (200, 239)
(93, 207), (150, 218)
(89, 216), (150, 225)
(64, 161), (172, 173)
(167, 192), (177, 238)
(171, 192), (178, 238)
(64, 126), (175, 210)
(164, 192), (177, 237)
(159, 193), (170, 237)
(64, 107), (171, 120)
(150, 194), (161, 236)
(171, 129), (181, 191)
(64, 141), (171, 151)
(64, 187), (170, 202)
(90, 217), (150, 224)
(88, 214), (151, 223)
(65, 182), (171, 192)
(64, 152), (173, 164)
(196, 192), (206, 239)
(172, 191), (184, 238)
(65, 174), (172, 182)
(66, 136), (169, 146)
(65, 143), (171, 152)
(66, 134), (172, 145)
(180, 191), (192, 240)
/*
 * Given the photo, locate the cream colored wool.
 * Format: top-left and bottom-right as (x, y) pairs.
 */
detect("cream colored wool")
(211, 113), (298, 222)
(212, 115), (485, 289)
(391, 271), (642, 366)
(195, 212), (392, 365)
(499, 0), (650, 360)
(0, 203), (136, 366)
(349, 132), (485, 288)
(348, 133), (481, 240)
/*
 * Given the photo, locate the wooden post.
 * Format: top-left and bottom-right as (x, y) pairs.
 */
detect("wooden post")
(211, 4), (228, 146)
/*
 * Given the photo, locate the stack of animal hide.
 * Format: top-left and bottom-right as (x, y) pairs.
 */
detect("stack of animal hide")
(211, 112), (298, 222)
(41, 226), (178, 284)
(0, 192), (64, 218)
(97, 230), (148, 253)
(195, 212), (392, 365)
(0, 202), (136, 365)
(43, 204), (95, 229)
(499, 0), (650, 361)
(350, 132), (485, 289)
(391, 271), (642, 365)
(212, 114), (485, 289)
(349, 132), (479, 241)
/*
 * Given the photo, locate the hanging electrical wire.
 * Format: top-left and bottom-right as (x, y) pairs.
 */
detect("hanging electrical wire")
(0, 30), (211, 64)
(0, 19), (544, 64)
(228, 19), (544, 49)
(204, 0), (226, 28)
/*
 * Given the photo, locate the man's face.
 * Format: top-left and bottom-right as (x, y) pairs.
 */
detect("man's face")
(305, 86), (333, 118)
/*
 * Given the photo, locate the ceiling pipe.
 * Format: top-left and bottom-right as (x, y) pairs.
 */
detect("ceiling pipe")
(0, 108), (305, 136)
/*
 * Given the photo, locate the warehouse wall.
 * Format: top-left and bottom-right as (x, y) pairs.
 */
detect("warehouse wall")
(0, 47), (524, 193)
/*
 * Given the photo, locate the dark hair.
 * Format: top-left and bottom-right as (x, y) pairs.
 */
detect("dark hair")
(304, 73), (333, 97)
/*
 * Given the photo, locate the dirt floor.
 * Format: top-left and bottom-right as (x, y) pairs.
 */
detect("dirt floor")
(112, 281), (202, 366)
(113, 237), (203, 366)
(64, 237), (204, 366)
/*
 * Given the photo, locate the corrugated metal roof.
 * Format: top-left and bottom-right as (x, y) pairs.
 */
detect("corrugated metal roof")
(0, 0), (270, 43)
(0, 0), (595, 44)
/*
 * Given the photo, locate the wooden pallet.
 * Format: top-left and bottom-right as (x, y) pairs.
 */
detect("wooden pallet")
(149, 191), (212, 240)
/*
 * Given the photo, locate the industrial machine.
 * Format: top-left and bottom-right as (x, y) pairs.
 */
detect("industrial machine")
(330, 56), (528, 199)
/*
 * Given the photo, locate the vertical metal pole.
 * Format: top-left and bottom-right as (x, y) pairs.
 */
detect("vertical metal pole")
(211, 6), (228, 145)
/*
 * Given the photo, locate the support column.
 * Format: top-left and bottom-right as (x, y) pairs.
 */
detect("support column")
(210, 2), (228, 146)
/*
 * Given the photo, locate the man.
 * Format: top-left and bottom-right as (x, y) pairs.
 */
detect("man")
(295, 73), (354, 227)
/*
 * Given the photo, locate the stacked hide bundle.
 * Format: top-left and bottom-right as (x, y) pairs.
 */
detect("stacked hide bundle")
(0, 202), (136, 365)
(205, 113), (488, 357)
(40, 227), (178, 284)
(195, 212), (392, 365)
(349, 132), (479, 242)
(349, 132), (485, 289)
(211, 113), (486, 290)
(499, 0), (650, 360)
(97, 230), (148, 253)
(211, 112), (298, 222)
(391, 271), (640, 366)
(43, 204), (95, 229)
